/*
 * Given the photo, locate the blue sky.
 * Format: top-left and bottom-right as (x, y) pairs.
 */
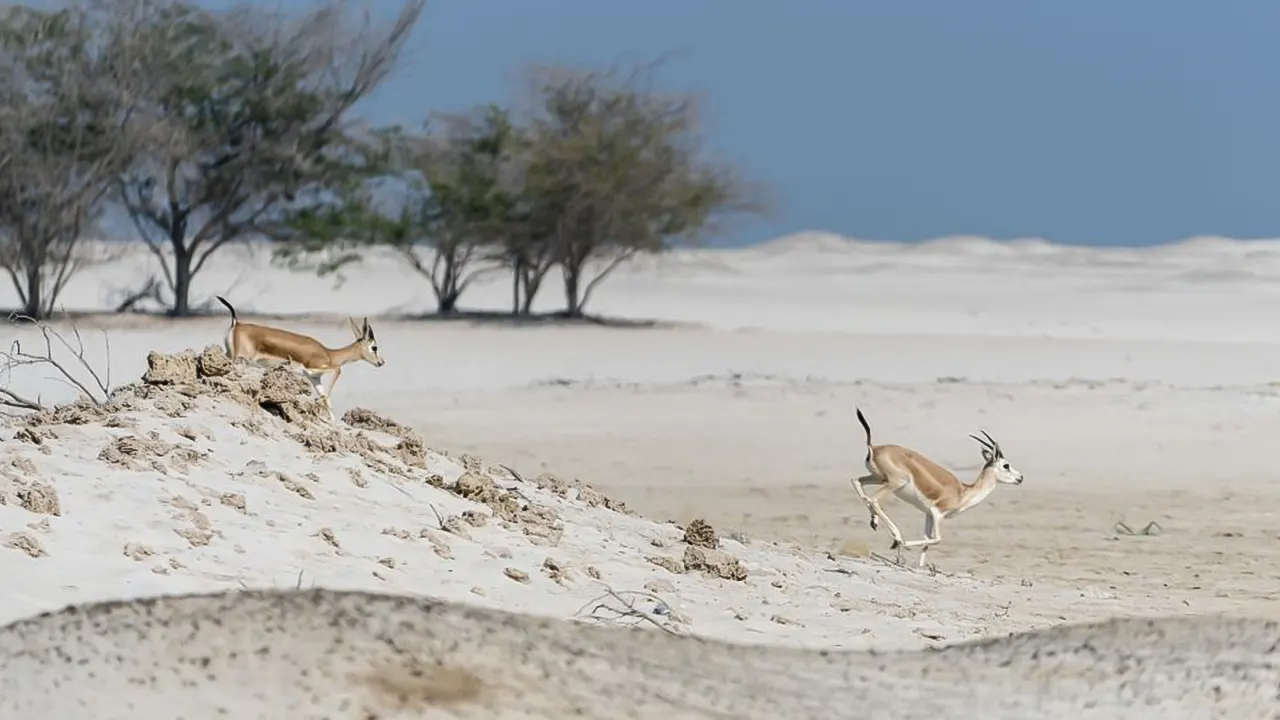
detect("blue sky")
(249, 1), (1280, 247)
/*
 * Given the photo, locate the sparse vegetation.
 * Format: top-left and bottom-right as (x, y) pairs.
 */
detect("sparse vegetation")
(274, 57), (769, 318)
(0, 0), (763, 320)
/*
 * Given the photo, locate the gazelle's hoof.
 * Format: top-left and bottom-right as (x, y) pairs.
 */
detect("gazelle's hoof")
(889, 538), (901, 550)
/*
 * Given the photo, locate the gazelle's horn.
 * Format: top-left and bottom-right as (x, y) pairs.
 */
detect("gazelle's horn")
(980, 429), (1002, 458)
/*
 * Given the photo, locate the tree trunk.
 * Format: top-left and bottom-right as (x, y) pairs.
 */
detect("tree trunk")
(438, 291), (459, 315)
(170, 248), (193, 317)
(520, 266), (543, 315)
(435, 251), (462, 315)
(168, 213), (194, 317)
(510, 257), (523, 314)
(562, 263), (582, 317)
(22, 264), (42, 319)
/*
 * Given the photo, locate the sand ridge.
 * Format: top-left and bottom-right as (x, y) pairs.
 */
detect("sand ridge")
(0, 588), (1276, 719)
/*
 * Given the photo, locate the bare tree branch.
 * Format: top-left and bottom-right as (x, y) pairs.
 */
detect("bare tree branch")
(573, 584), (685, 636)
(1, 310), (112, 411)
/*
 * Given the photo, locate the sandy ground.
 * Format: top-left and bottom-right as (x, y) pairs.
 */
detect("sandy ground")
(6, 589), (1279, 719)
(3, 232), (1280, 715)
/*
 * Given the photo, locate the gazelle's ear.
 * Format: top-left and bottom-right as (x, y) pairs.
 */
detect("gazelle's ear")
(348, 317), (363, 339)
(362, 317), (373, 341)
(981, 448), (994, 464)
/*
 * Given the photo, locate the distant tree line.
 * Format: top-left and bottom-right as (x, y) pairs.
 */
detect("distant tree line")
(0, 0), (767, 320)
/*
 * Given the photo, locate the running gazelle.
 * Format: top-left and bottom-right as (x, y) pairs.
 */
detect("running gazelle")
(850, 407), (1024, 567)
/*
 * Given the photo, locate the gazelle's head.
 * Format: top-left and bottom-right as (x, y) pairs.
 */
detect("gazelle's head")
(348, 317), (386, 368)
(970, 429), (1023, 485)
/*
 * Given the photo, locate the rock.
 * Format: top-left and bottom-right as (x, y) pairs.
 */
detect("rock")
(683, 546), (747, 581)
(256, 366), (313, 405)
(503, 567), (530, 584)
(683, 518), (719, 549)
(16, 482), (60, 516)
(644, 578), (676, 594)
(197, 345), (233, 378)
(646, 555), (686, 575)
(143, 351), (197, 385)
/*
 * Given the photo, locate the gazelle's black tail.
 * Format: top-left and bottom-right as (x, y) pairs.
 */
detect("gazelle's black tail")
(215, 296), (238, 324)
(856, 407), (873, 461)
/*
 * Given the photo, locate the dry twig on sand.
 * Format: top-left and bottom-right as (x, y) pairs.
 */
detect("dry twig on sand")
(496, 463), (537, 504)
(428, 503), (448, 531)
(573, 585), (684, 636)
(1114, 520), (1162, 537)
(1, 311), (112, 411)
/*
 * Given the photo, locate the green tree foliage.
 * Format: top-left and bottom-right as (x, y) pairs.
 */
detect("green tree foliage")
(277, 104), (526, 314)
(279, 57), (768, 319)
(519, 60), (767, 317)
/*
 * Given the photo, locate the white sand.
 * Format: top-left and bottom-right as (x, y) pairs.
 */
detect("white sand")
(1, 232), (1279, 716)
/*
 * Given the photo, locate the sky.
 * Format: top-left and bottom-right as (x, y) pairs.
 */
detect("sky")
(232, 0), (1280, 247)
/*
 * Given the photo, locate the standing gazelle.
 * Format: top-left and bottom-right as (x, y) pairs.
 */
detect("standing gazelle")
(216, 296), (386, 423)
(849, 407), (1024, 568)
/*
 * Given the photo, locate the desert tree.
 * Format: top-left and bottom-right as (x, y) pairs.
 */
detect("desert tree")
(0, 0), (168, 319)
(115, 0), (424, 316)
(520, 59), (767, 317)
(278, 104), (526, 315)
(417, 105), (526, 314)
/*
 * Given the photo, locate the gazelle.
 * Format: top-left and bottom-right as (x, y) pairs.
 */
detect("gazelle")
(849, 407), (1023, 568)
(215, 296), (386, 423)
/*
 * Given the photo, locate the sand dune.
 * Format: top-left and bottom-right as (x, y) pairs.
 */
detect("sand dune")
(3, 231), (1280, 715)
(1, 588), (1276, 718)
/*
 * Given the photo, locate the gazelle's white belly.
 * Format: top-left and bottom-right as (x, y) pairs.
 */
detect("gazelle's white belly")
(891, 478), (936, 513)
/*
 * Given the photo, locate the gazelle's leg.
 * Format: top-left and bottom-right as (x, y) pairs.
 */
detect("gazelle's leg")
(850, 475), (882, 529)
(858, 476), (909, 548)
(865, 485), (897, 533)
(325, 367), (343, 422)
(304, 370), (325, 399)
(903, 507), (945, 567)
(852, 475), (901, 539)
(301, 369), (336, 423)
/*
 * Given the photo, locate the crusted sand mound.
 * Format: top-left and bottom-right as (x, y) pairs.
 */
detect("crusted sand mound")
(0, 588), (1274, 719)
(4, 347), (625, 564)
